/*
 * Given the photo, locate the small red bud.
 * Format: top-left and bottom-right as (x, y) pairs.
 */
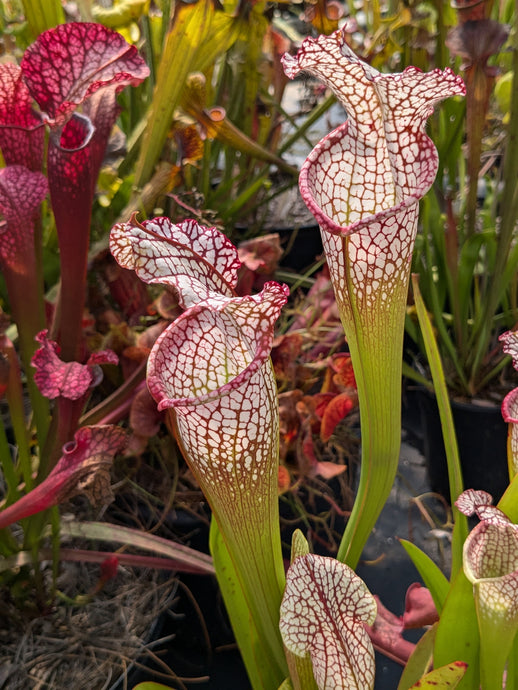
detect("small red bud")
(100, 555), (119, 583)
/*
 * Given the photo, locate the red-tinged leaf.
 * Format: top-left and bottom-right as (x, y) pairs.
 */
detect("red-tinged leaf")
(130, 386), (164, 438)
(289, 266), (337, 333)
(31, 330), (117, 400)
(313, 460), (347, 480)
(271, 333), (305, 386)
(0, 352), (9, 399)
(238, 233), (283, 274)
(311, 392), (335, 420)
(320, 391), (355, 442)
(46, 113), (100, 363)
(0, 425), (126, 529)
(329, 353), (356, 390)
(0, 166), (48, 273)
(110, 215), (241, 308)
(278, 464), (292, 494)
(21, 22), (149, 126)
(236, 233), (283, 294)
(280, 553), (377, 690)
(87, 349), (119, 368)
(104, 261), (151, 322)
(367, 596), (415, 665)
(402, 583), (439, 629)
(0, 63), (44, 170)
(408, 662), (468, 689)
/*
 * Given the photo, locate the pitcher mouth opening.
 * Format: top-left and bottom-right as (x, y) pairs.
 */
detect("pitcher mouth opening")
(299, 121), (426, 238)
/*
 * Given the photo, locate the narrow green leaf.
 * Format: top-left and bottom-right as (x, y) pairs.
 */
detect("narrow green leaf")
(133, 683), (173, 690)
(497, 472), (518, 522)
(397, 623), (436, 690)
(412, 274), (468, 577)
(434, 568), (480, 690)
(278, 681), (294, 690)
(210, 518), (280, 690)
(133, 1), (240, 189)
(506, 631), (518, 690)
(133, 0), (217, 188)
(398, 539), (450, 613)
(188, 110), (298, 177)
(456, 232), (491, 328)
(20, 0), (65, 36)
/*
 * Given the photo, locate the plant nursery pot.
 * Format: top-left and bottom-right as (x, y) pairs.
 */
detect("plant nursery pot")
(415, 387), (509, 502)
(277, 222), (323, 272)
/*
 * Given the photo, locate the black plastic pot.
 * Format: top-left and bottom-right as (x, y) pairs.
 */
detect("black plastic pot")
(277, 223), (322, 272)
(415, 387), (509, 502)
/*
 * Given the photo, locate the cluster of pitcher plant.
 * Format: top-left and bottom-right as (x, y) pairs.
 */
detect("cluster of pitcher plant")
(1, 14), (518, 690)
(0, 21), (214, 601)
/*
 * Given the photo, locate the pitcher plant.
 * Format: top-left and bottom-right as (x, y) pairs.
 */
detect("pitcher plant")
(281, 28), (465, 568)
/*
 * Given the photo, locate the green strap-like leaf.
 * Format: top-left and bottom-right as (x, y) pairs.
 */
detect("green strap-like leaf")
(133, 1), (240, 189)
(209, 518), (279, 690)
(498, 473), (518, 522)
(412, 274), (468, 577)
(397, 623), (437, 690)
(433, 568), (480, 690)
(20, 0), (65, 37)
(277, 681), (294, 690)
(398, 539), (450, 613)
